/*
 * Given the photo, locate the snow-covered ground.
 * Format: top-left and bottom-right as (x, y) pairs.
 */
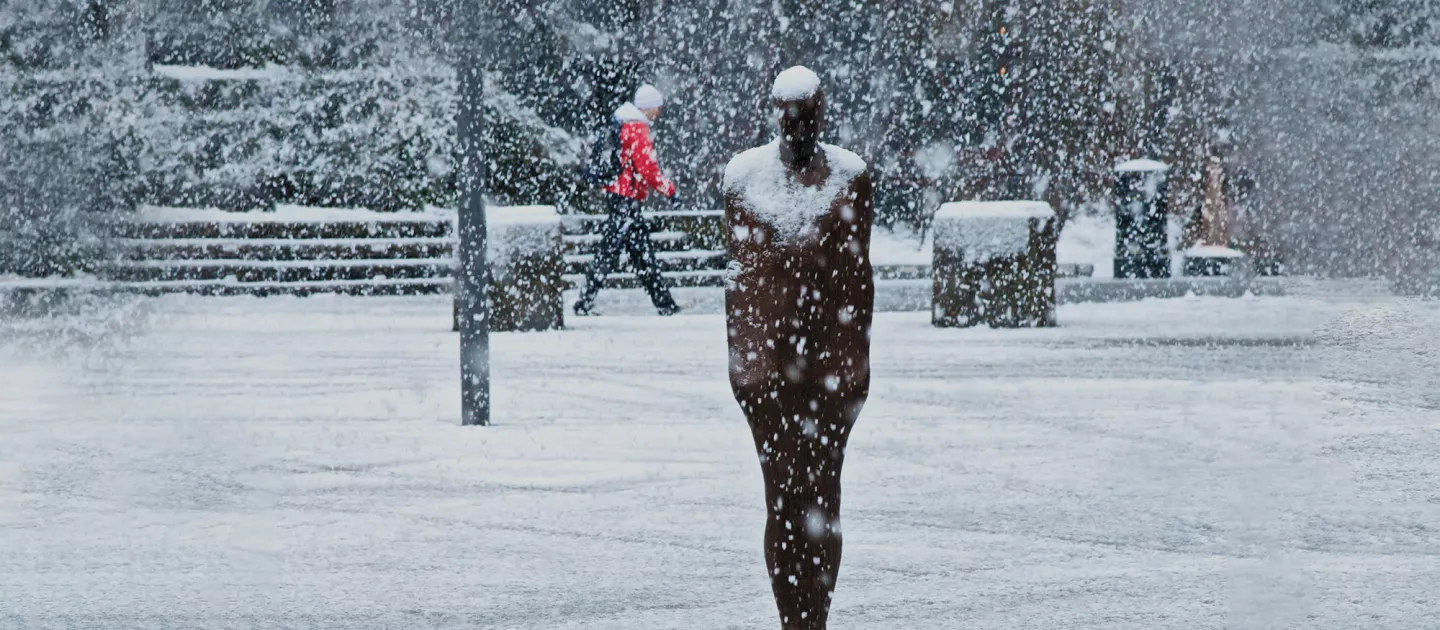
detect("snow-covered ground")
(2, 288), (1438, 628)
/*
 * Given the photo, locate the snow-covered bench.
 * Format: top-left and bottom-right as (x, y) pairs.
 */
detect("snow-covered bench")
(931, 201), (1058, 328)
(112, 205), (460, 296)
(112, 206), (727, 302)
(115, 205), (564, 330)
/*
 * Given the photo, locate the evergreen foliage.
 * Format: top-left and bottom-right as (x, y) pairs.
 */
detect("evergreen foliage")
(1, 0), (1435, 279)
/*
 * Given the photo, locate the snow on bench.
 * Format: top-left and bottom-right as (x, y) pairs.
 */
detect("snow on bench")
(136, 204), (457, 224)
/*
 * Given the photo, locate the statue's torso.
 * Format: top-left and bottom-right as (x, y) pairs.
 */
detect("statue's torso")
(722, 142), (874, 395)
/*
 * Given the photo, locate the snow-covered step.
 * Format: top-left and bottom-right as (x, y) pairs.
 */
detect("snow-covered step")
(867, 276), (1285, 306)
(106, 258), (454, 283)
(116, 277), (453, 297)
(562, 231), (697, 257)
(562, 250), (727, 275)
(1058, 277), (1286, 303)
(118, 237), (458, 262)
(561, 210), (725, 250)
(562, 269), (727, 290)
(871, 263), (1095, 281)
(562, 231), (691, 245)
(122, 219), (454, 240)
(114, 257), (455, 269)
(563, 249), (724, 264)
(562, 210), (722, 221)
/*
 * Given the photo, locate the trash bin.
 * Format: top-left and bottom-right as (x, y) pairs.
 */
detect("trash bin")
(1113, 159), (1171, 279)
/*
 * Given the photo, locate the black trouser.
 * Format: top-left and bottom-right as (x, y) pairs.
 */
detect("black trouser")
(577, 194), (677, 312)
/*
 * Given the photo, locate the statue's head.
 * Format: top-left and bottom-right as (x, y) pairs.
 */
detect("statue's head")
(771, 66), (824, 159)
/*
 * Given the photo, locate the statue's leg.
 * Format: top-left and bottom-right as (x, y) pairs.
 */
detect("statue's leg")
(742, 386), (853, 630)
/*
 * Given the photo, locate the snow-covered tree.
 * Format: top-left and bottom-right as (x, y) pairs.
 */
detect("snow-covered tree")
(4, 0), (1433, 284)
(1317, 0), (1435, 48)
(1230, 0), (1440, 277)
(1, 0), (144, 277)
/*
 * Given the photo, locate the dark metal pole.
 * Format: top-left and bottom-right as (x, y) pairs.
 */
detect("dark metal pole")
(456, 12), (490, 427)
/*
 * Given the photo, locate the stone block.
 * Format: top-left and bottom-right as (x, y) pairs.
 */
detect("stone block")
(932, 201), (1058, 328)
(453, 206), (564, 333)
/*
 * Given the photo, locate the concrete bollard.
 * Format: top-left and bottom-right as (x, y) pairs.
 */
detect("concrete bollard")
(932, 201), (1058, 328)
(453, 206), (565, 332)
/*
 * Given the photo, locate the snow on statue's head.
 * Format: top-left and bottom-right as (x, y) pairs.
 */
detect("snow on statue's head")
(771, 66), (821, 102)
(771, 66), (825, 162)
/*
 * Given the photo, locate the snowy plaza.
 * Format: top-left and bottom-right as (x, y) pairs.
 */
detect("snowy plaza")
(5, 1), (1440, 627)
(3, 286), (1437, 628)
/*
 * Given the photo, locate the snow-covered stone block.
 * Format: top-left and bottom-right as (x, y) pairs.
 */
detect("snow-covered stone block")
(1114, 158), (1170, 173)
(453, 206), (564, 332)
(932, 201), (1058, 328)
(1182, 245), (1246, 277)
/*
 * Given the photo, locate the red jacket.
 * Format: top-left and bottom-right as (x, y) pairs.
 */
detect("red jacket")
(605, 104), (676, 201)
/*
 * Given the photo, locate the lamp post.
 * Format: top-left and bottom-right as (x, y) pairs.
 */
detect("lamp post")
(456, 4), (490, 427)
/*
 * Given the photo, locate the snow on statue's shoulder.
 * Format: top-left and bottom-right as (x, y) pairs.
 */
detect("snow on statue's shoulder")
(724, 141), (864, 243)
(820, 143), (867, 178)
(723, 141), (781, 193)
(771, 66), (822, 101)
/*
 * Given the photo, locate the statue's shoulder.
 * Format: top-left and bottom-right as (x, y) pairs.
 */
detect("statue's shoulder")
(723, 141), (780, 194)
(820, 143), (867, 181)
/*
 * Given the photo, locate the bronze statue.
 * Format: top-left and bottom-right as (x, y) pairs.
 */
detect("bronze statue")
(722, 66), (874, 630)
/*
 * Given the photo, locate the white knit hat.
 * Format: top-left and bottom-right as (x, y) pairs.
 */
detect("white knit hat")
(634, 84), (664, 110)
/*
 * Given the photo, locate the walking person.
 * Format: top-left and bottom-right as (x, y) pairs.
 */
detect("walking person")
(574, 84), (683, 317)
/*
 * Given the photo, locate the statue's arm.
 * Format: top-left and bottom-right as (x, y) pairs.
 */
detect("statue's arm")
(724, 192), (770, 395)
(723, 191), (751, 305)
(821, 170), (875, 398)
